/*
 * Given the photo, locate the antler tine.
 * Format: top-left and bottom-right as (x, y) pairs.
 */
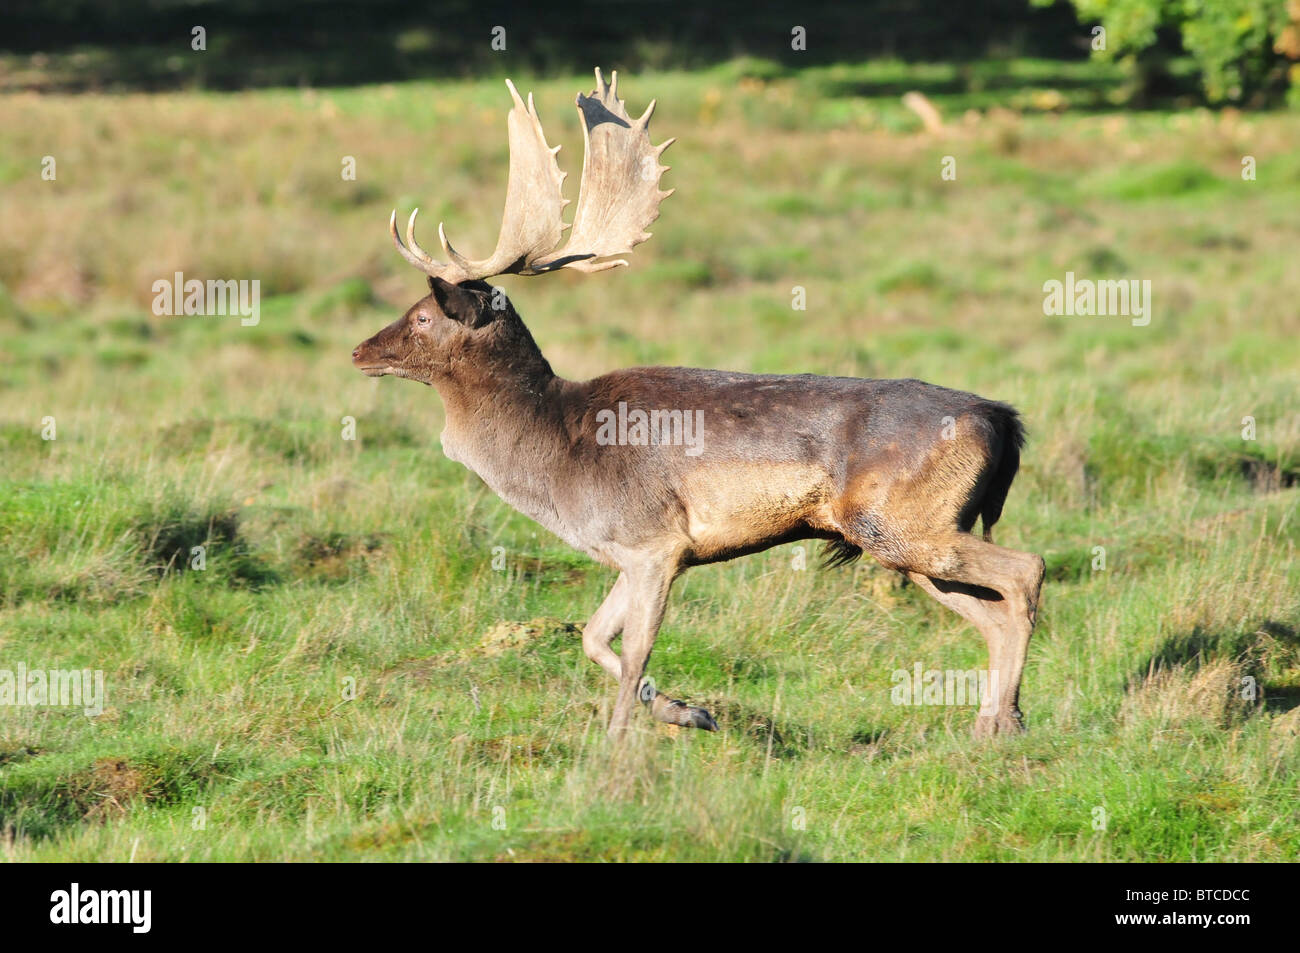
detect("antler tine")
(437, 220), (471, 271)
(390, 208), (472, 282)
(404, 209), (439, 267)
(437, 221), (453, 259)
(390, 209), (439, 275)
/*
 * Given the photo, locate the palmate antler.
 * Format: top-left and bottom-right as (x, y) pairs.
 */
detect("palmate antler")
(390, 68), (675, 284)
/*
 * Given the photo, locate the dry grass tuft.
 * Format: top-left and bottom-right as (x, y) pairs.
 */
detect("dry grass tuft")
(1121, 658), (1257, 730)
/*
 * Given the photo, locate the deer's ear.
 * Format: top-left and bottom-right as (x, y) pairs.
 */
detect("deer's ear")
(428, 276), (491, 328)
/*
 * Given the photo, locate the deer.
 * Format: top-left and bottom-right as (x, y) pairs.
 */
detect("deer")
(352, 69), (1046, 740)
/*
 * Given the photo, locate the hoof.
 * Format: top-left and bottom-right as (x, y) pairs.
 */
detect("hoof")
(973, 710), (1025, 738)
(651, 694), (718, 731)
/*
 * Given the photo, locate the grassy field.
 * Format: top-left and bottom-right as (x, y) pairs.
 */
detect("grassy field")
(1, 58), (1298, 861)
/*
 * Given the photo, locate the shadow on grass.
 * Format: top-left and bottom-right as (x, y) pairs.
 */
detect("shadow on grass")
(708, 698), (822, 758)
(0, 749), (236, 842)
(137, 504), (280, 588)
(1133, 620), (1300, 714)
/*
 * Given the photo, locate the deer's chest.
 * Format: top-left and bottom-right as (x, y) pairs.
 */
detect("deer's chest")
(439, 426), (588, 552)
(439, 427), (468, 465)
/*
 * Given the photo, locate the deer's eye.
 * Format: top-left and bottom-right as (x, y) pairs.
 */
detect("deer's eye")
(416, 313), (430, 325)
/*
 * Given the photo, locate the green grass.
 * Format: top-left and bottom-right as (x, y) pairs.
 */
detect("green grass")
(1, 60), (1299, 861)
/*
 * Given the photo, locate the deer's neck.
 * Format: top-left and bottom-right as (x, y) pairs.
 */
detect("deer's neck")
(432, 339), (582, 546)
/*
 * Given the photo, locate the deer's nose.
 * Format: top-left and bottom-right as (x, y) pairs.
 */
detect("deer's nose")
(351, 347), (361, 360)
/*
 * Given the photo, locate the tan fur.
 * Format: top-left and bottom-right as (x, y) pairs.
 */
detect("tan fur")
(681, 463), (834, 562)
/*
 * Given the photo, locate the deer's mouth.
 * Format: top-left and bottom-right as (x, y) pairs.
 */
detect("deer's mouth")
(356, 363), (422, 383)
(352, 348), (394, 376)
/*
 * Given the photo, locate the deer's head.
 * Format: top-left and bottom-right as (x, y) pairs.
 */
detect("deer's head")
(353, 69), (674, 386)
(351, 277), (499, 385)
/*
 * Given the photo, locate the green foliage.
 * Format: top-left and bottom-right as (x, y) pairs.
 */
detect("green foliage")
(1179, 0), (1296, 100)
(1038, 0), (1300, 103)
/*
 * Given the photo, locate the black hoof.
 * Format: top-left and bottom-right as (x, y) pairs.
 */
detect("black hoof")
(654, 696), (717, 731)
(689, 707), (719, 731)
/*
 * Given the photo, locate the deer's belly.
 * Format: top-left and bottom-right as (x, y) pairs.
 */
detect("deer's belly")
(680, 462), (836, 561)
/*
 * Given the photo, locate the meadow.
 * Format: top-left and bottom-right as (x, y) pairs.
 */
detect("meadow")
(1, 57), (1298, 861)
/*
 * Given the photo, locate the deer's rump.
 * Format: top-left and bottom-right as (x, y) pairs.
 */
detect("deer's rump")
(560, 368), (1024, 565)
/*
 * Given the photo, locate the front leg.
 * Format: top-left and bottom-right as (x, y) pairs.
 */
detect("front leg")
(608, 558), (671, 735)
(606, 555), (687, 735)
(587, 561), (716, 735)
(581, 573), (630, 681)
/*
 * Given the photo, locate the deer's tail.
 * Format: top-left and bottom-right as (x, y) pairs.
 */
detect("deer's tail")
(976, 401), (1025, 543)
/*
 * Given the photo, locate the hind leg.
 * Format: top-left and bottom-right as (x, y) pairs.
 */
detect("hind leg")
(905, 573), (1024, 735)
(891, 533), (1044, 736)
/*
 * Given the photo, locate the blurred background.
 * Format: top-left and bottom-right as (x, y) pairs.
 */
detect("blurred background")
(0, 2), (1298, 862)
(2, 0), (1298, 101)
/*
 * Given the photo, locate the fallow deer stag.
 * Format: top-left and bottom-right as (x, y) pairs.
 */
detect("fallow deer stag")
(353, 69), (1045, 739)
